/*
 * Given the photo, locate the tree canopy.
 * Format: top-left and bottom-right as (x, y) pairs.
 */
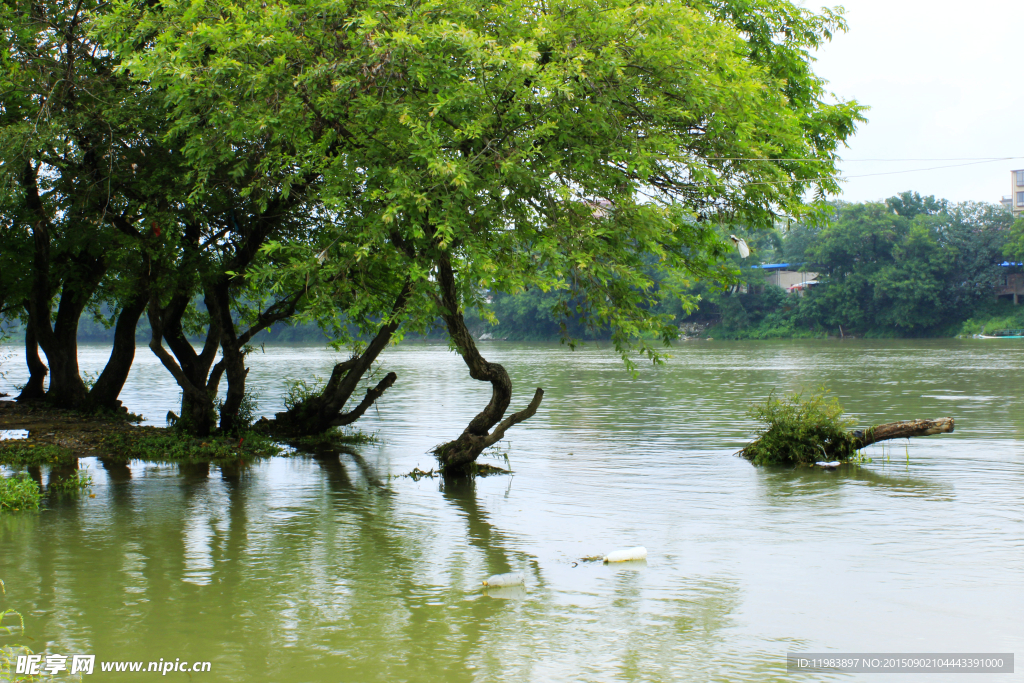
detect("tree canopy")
(103, 0), (863, 359)
(4, 0), (863, 467)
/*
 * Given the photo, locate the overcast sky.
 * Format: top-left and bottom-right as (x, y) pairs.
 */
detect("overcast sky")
(807, 0), (1024, 204)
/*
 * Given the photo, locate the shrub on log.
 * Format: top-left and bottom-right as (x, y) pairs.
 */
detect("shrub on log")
(741, 390), (954, 466)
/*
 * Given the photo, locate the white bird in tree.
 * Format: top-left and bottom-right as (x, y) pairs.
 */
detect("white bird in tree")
(729, 234), (750, 258)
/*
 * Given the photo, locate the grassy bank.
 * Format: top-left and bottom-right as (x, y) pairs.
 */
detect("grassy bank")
(0, 402), (385, 514)
(957, 301), (1024, 336)
(99, 430), (282, 464)
(0, 401), (382, 471)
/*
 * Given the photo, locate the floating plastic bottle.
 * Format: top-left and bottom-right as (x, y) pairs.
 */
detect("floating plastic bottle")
(482, 572), (525, 588)
(603, 547), (647, 563)
(484, 585), (528, 600)
(816, 461), (841, 468)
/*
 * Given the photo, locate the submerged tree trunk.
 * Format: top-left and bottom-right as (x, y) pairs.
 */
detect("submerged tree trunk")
(16, 316), (48, 401)
(272, 283), (412, 435)
(432, 255), (543, 474)
(852, 418), (954, 449)
(213, 280), (251, 435)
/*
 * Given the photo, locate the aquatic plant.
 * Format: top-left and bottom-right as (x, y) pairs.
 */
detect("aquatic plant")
(0, 474), (43, 513)
(214, 388), (262, 432)
(289, 427), (380, 452)
(740, 389), (858, 466)
(49, 471), (92, 497)
(1, 578), (40, 683)
(740, 390), (953, 466)
(0, 443), (76, 468)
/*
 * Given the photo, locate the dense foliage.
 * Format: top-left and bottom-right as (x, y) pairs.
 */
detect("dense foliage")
(740, 389), (857, 465)
(0, 474), (42, 512)
(3, 0), (862, 466)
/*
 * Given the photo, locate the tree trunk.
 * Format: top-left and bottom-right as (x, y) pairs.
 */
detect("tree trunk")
(16, 314), (48, 401)
(213, 279), (309, 433)
(218, 341), (249, 434)
(23, 162), (93, 409)
(86, 290), (148, 412)
(432, 255), (543, 474)
(31, 265), (107, 409)
(148, 288), (223, 437)
(272, 283), (411, 435)
(24, 194), (106, 409)
(852, 417), (954, 449)
(211, 280), (250, 435)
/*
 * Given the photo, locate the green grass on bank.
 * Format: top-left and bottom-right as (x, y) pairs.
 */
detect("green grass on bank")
(710, 317), (828, 340)
(102, 430), (282, 464)
(959, 301), (1024, 336)
(0, 443), (75, 468)
(706, 301), (1024, 340)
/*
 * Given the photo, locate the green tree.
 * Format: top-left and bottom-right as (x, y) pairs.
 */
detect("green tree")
(870, 222), (951, 332)
(885, 190), (947, 219)
(0, 0), (166, 410)
(937, 202), (1013, 310)
(785, 196), (1009, 336)
(1005, 217), (1024, 263)
(105, 0), (863, 470)
(1, 0), (403, 433)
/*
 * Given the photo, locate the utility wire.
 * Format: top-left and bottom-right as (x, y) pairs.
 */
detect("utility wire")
(739, 158), (1016, 188)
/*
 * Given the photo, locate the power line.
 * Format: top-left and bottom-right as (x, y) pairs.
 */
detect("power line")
(842, 157), (1011, 177)
(740, 158), (1015, 188)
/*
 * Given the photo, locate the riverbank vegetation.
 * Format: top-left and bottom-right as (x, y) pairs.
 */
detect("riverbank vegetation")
(0, 401), (279, 468)
(485, 193), (1024, 341)
(100, 431), (282, 465)
(0, 474), (43, 513)
(2, 0), (863, 473)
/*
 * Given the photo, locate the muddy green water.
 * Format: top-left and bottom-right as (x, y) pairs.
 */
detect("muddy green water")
(1, 340), (1022, 682)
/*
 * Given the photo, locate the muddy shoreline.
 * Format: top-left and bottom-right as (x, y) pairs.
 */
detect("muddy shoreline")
(0, 399), (152, 457)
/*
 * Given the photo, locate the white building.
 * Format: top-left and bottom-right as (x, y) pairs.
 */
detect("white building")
(1011, 169), (1024, 218)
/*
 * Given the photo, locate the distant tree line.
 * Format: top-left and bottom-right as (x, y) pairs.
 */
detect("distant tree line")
(487, 192), (1024, 339)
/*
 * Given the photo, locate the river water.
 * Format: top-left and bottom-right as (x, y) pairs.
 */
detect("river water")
(1, 340), (1022, 682)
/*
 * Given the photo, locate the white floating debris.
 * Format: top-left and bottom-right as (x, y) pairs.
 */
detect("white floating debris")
(483, 585), (527, 600)
(816, 461), (841, 468)
(603, 547), (647, 563)
(482, 572), (525, 588)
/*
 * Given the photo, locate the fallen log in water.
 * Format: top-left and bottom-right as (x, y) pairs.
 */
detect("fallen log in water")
(851, 417), (954, 449)
(740, 390), (955, 466)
